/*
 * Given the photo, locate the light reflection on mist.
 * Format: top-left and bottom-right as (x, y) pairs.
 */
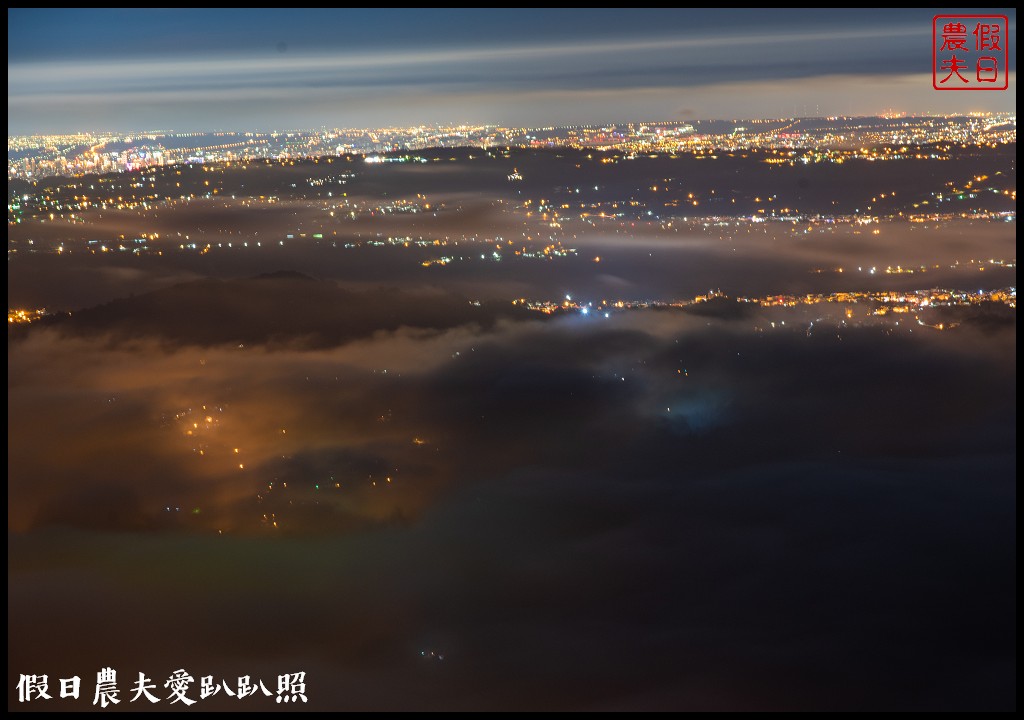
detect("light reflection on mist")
(7, 284), (1016, 709)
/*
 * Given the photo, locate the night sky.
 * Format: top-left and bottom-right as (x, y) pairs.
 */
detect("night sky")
(8, 8), (1017, 132)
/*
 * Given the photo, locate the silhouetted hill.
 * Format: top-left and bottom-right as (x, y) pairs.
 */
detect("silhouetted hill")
(23, 274), (536, 348)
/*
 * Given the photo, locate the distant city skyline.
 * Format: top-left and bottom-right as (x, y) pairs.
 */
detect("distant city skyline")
(8, 8), (1016, 134)
(8, 115), (1016, 182)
